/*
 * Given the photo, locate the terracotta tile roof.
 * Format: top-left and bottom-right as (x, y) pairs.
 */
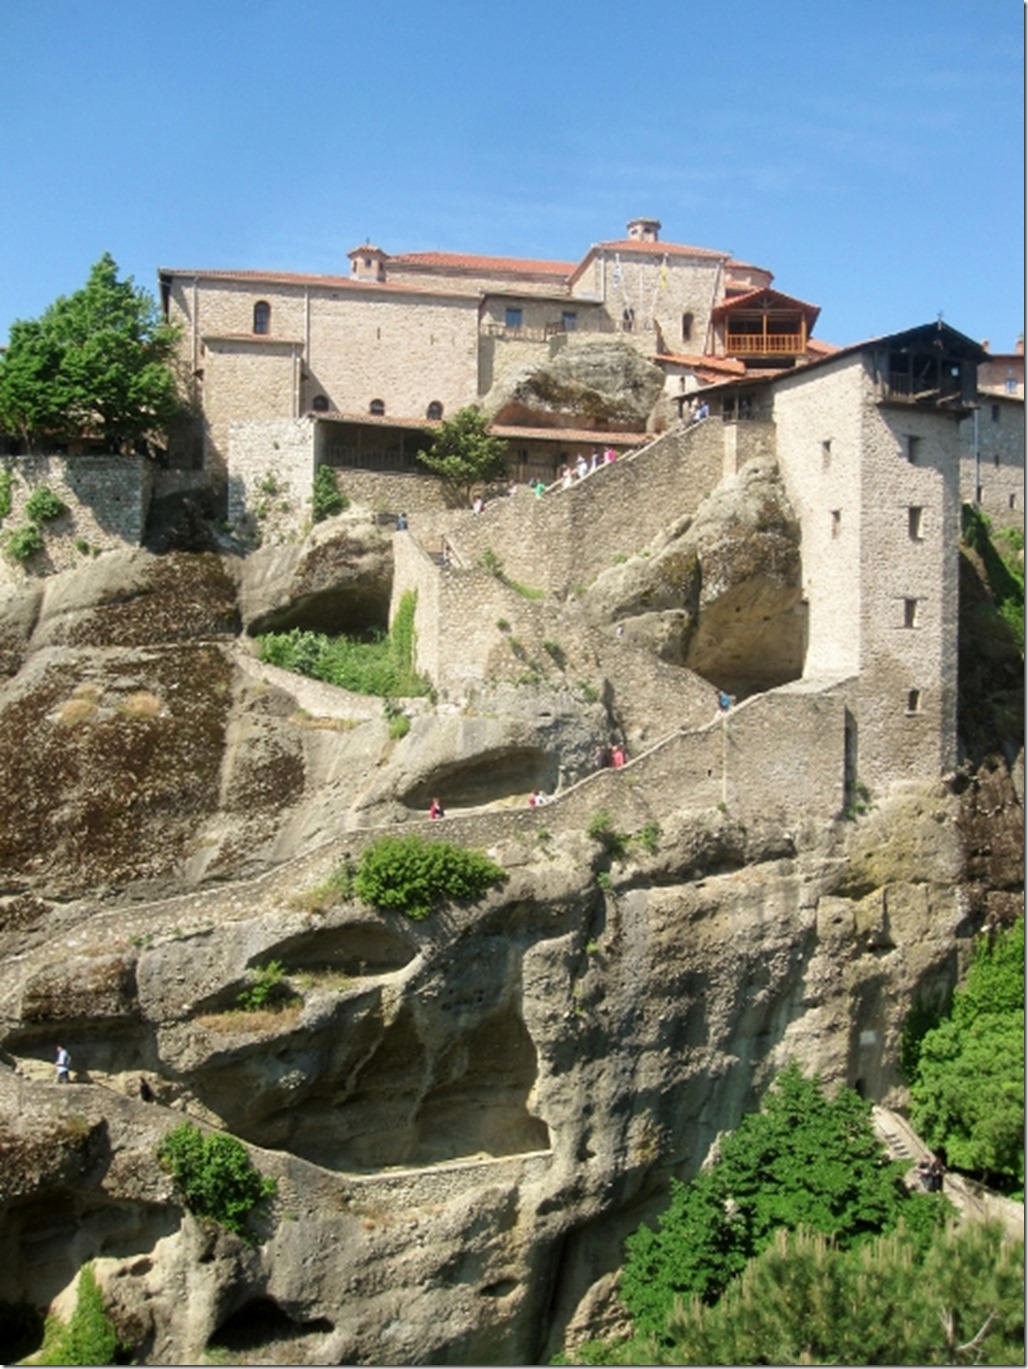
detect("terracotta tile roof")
(592, 239), (728, 260)
(158, 266), (480, 302)
(656, 352), (748, 375)
(390, 251), (575, 276)
(713, 286), (821, 317)
(309, 410), (647, 445)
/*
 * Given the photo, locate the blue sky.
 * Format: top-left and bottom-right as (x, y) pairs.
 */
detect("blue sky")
(2, 0), (1023, 352)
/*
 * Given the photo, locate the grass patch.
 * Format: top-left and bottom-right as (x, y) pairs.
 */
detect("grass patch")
(257, 590), (429, 697)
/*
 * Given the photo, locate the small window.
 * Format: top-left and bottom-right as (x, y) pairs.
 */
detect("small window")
(622, 307), (635, 333)
(830, 509), (841, 539)
(562, 311), (577, 332)
(906, 435), (921, 463)
(907, 688), (922, 714)
(426, 401), (443, 420)
(253, 301), (271, 335)
(1005, 376), (1016, 393)
(1010, 493), (1018, 510)
(908, 506), (924, 540)
(682, 312), (694, 343)
(991, 404), (1001, 422)
(903, 598), (919, 629)
(505, 307), (523, 330)
(822, 439), (832, 470)
(312, 394), (329, 412)
(369, 399), (385, 416)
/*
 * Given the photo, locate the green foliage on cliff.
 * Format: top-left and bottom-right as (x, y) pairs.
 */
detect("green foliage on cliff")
(33, 1263), (122, 1366)
(0, 252), (180, 452)
(353, 833), (507, 919)
(257, 590), (429, 697)
(619, 1064), (940, 1333)
(909, 917), (1024, 1191)
(157, 1122), (276, 1238)
(416, 405), (508, 506)
(567, 1220), (1024, 1367)
(24, 485), (67, 523)
(310, 464), (349, 522)
(962, 503), (1024, 646)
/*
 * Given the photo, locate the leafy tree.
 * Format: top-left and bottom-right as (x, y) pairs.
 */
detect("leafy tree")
(0, 253), (180, 452)
(353, 833), (507, 919)
(910, 917), (1024, 1189)
(577, 1220), (1024, 1367)
(620, 1064), (935, 1331)
(157, 1121), (276, 1238)
(415, 405), (508, 506)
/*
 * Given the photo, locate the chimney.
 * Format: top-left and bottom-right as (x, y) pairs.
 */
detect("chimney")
(1017, 335), (1024, 357)
(626, 217), (661, 243)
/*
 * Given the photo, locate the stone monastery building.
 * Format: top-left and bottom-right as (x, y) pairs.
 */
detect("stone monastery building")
(160, 216), (832, 476)
(153, 219), (1022, 804)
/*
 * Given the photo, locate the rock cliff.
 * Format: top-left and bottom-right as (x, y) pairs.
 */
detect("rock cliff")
(0, 477), (1020, 1365)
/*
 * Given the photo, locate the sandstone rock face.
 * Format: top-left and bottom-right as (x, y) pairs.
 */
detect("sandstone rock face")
(584, 458), (805, 694)
(484, 339), (666, 432)
(0, 485), (1019, 1366)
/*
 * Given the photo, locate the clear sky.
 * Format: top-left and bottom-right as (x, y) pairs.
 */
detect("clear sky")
(2, 0), (1023, 352)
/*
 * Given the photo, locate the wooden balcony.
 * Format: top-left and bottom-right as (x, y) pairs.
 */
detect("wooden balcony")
(726, 332), (805, 356)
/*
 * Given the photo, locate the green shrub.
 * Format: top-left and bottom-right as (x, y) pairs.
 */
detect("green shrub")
(0, 469), (13, 520)
(542, 640), (566, 668)
(311, 465), (348, 522)
(36, 1263), (121, 1367)
(587, 809), (630, 861)
(353, 833), (507, 919)
(236, 960), (297, 1012)
(6, 524), (42, 561)
(636, 820), (662, 855)
(157, 1121), (276, 1237)
(25, 484), (66, 523)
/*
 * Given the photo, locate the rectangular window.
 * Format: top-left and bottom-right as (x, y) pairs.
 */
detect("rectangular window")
(907, 688), (922, 714)
(821, 439), (832, 470)
(993, 451), (1001, 467)
(991, 404), (1001, 422)
(1010, 493), (1018, 510)
(908, 506), (924, 540)
(903, 598), (919, 628)
(561, 311), (577, 332)
(505, 307), (523, 330)
(906, 435), (921, 464)
(830, 509), (841, 539)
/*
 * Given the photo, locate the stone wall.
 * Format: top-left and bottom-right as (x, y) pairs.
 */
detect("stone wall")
(960, 396), (1025, 530)
(429, 419), (726, 595)
(226, 417), (316, 534)
(855, 395), (961, 789)
(0, 454), (153, 583)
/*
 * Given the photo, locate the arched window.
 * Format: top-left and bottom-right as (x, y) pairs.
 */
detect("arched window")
(312, 394), (329, 412)
(253, 301), (271, 335)
(426, 401), (443, 420)
(682, 312), (694, 343)
(369, 399), (386, 416)
(621, 307), (635, 333)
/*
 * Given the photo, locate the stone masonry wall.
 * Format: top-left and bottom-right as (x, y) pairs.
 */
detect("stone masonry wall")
(0, 454), (153, 584)
(433, 419), (726, 595)
(959, 396), (1025, 531)
(226, 418), (316, 535)
(855, 394), (961, 790)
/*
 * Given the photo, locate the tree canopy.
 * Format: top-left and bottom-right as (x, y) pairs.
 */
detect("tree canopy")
(0, 252), (180, 453)
(573, 1220), (1024, 1367)
(620, 1063), (939, 1333)
(909, 917), (1024, 1190)
(415, 406), (508, 506)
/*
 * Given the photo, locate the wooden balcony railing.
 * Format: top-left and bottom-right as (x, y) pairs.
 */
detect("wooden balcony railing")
(726, 333), (805, 355)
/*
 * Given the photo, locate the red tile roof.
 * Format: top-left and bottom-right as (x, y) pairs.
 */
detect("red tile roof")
(713, 286), (820, 317)
(656, 352), (748, 374)
(592, 239), (728, 260)
(158, 267), (480, 302)
(390, 251), (575, 276)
